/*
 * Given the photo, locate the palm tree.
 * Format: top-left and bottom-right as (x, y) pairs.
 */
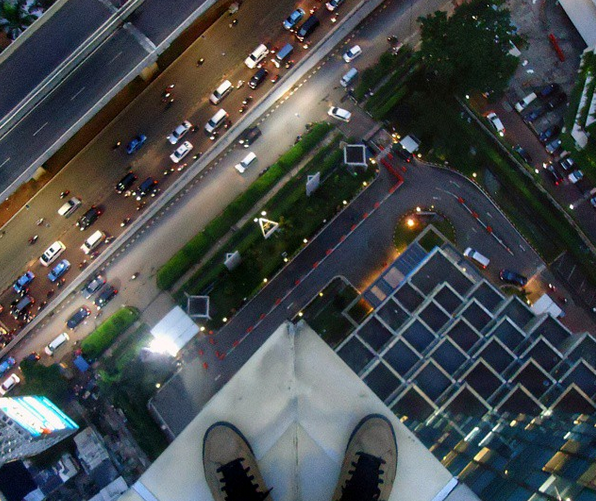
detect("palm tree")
(0, 1), (35, 40)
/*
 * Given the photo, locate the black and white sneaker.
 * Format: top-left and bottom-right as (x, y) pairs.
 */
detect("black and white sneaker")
(203, 422), (272, 501)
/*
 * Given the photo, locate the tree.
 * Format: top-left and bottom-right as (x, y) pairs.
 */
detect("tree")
(418, 0), (520, 96)
(20, 360), (70, 405)
(0, 0), (35, 39)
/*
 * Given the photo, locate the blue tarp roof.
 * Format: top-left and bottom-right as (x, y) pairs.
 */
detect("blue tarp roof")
(74, 356), (90, 373)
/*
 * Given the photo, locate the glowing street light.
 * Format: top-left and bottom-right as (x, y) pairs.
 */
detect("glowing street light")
(406, 218), (415, 228)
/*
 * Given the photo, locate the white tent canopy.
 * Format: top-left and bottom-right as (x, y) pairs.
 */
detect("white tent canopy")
(150, 306), (199, 356)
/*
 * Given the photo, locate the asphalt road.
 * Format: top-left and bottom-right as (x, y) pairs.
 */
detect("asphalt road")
(0, 0), (111, 120)
(0, 0), (358, 335)
(150, 151), (544, 436)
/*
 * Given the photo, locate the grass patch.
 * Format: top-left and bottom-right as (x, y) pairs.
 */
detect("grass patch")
(178, 140), (376, 328)
(81, 306), (140, 360)
(354, 48), (413, 101)
(300, 278), (358, 348)
(157, 122), (333, 290)
(393, 211), (455, 253)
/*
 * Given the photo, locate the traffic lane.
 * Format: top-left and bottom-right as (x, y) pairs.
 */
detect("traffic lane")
(2, 0), (440, 340)
(0, 28), (149, 194)
(0, 0), (348, 289)
(0, 0), (111, 120)
(131, 0), (214, 46)
(157, 152), (544, 427)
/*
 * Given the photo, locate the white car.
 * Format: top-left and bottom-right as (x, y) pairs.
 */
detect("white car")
(328, 106), (352, 122)
(343, 45), (362, 63)
(170, 141), (193, 163)
(167, 120), (192, 145)
(486, 112), (505, 136)
(326, 0), (345, 10)
(568, 170), (584, 184)
(0, 374), (20, 395)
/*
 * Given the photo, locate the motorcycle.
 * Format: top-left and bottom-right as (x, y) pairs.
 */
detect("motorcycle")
(136, 202), (146, 211)
(161, 91), (172, 102)
(89, 251), (99, 261)
(60, 190), (70, 199)
(237, 79), (245, 88)
(121, 217), (131, 227)
(47, 289), (55, 298)
(38, 301), (47, 312)
(78, 260), (88, 270)
(284, 60), (295, 69)
(131, 272), (140, 280)
(56, 278), (66, 289)
(105, 236), (115, 244)
(36, 218), (44, 226)
(28, 235), (38, 245)
(242, 96), (253, 105)
(197, 58), (205, 66)
(239, 104), (247, 114)
(165, 98), (175, 109)
(112, 141), (122, 150)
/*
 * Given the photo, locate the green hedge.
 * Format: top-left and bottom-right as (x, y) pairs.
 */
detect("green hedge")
(177, 138), (374, 327)
(354, 49), (412, 101)
(81, 307), (140, 359)
(157, 122), (333, 290)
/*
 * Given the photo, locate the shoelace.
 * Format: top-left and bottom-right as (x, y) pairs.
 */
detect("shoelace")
(339, 452), (386, 501)
(217, 458), (271, 501)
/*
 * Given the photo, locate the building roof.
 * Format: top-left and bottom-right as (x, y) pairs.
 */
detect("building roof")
(118, 321), (479, 501)
(557, 0), (596, 47)
(150, 306), (199, 356)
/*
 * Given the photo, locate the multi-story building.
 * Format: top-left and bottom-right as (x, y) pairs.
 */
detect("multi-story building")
(327, 230), (596, 501)
(0, 395), (78, 465)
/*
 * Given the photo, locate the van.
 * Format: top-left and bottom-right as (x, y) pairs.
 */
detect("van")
(276, 43), (294, 63)
(57, 197), (82, 217)
(249, 68), (268, 89)
(205, 109), (228, 135)
(296, 15), (320, 41)
(40, 241), (66, 267)
(81, 230), (106, 254)
(245, 44), (269, 69)
(235, 152), (257, 173)
(45, 332), (69, 356)
(11, 295), (34, 319)
(463, 247), (490, 269)
(340, 68), (358, 88)
(514, 92), (537, 113)
(210, 80), (233, 105)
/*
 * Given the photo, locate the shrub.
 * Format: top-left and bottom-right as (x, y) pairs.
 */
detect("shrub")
(81, 307), (140, 359)
(157, 122), (332, 290)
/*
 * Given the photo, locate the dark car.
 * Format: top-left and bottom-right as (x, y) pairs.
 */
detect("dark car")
(500, 269), (528, 287)
(249, 68), (268, 90)
(10, 295), (34, 320)
(94, 285), (118, 309)
(20, 352), (40, 367)
(523, 106), (546, 123)
(134, 177), (158, 201)
(295, 15), (320, 41)
(393, 143), (413, 162)
(545, 138), (562, 155)
(126, 134), (147, 155)
(513, 145), (532, 164)
(539, 124), (561, 144)
(67, 306), (91, 329)
(77, 206), (102, 231)
(544, 163), (563, 186)
(545, 92), (566, 110)
(538, 83), (561, 100)
(238, 126), (262, 148)
(83, 274), (106, 299)
(116, 172), (137, 193)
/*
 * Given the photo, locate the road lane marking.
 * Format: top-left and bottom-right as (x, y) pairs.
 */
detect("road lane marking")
(33, 122), (48, 136)
(70, 86), (86, 101)
(214, 374), (222, 381)
(108, 51), (123, 64)
(449, 181), (460, 188)
(0, 158), (10, 169)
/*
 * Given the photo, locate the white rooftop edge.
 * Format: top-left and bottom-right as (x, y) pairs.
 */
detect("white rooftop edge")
(118, 320), (480, 501)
